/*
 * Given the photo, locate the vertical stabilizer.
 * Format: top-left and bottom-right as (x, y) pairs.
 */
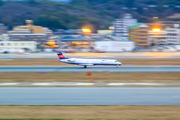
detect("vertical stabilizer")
(57, 52), (68, 59)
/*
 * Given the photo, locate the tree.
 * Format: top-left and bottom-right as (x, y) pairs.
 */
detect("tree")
(0, 0), (3, 6)
(28, 0), (37, 4)
(70, 0), (89, 6)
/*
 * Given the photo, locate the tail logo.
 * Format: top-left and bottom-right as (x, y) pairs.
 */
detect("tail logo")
(58, 55), (65, 58)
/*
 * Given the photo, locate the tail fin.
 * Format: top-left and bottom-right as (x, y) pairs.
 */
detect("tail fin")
(57, 52), (68, 59)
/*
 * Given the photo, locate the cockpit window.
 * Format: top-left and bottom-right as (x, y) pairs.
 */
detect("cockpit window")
(115, 61), (118, 62)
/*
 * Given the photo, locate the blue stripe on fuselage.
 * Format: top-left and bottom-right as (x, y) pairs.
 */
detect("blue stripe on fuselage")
(59, 58), (69, 59)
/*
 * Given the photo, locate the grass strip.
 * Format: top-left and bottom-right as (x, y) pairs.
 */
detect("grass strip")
(0, 106), (180, 120)
(0, 73), (180, 83)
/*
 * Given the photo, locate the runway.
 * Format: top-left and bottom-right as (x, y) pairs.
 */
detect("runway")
(0, 66), (180, 73)
(0, 87), (180, 105)
(1, 82), (180, 86)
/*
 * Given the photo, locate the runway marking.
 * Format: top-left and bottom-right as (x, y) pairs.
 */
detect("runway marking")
(0, 83), (19, 85)
(32, 83), (52, 85)
(108, 83), (126, 85)
(76, 83), (94, 85)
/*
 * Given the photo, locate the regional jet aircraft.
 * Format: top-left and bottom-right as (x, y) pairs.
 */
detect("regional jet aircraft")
(57, 52), (122, 68)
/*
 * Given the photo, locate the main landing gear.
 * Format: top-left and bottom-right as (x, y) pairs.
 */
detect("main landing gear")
(84, 65), (87, 68)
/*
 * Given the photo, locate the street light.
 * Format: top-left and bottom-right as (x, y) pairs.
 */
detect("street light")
(152, 28), (160, 32)
(82, 28), (91, 33)
(152, 27), (161, 33)
(48, 40), (55, 46)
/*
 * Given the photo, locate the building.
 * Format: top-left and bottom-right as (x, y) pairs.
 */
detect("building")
(96, 30), (113, 40)
(129, 23), (149, 48)
(1, 34), (10, 41)
(10, 20), (45, 34)
(0, 23), (7, 35)
(112, 14), (137, 37)
(9, 20), (48, 44)
(60, 35), (93, 48)
(166, 28), (180, 44)
(43, 27), (54, 37)
(97, 30), (113, 35)
(9, 34), (47, 44)
(148, 27), (180, 45)
(54, 29), (83, 35)
(58, 29), (96, 50)
(0, 41), (37, 52)
(148, 30), (167, 45)
(95, 40), (135, 52)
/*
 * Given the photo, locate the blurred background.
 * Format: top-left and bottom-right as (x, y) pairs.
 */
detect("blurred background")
(1, 0), (180, 54)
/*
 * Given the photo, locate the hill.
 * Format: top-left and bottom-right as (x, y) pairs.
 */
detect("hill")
(0, 0), (180, 31)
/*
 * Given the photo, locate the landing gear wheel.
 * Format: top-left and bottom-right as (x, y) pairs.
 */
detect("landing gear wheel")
(84, 65), (87, 68)
(117, 65), (119, 68)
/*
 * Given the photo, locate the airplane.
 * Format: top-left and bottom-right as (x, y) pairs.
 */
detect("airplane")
(57, 52), (122, 68)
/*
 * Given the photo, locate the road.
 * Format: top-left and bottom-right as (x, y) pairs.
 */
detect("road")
(0, 87), (180, 105)
(0, 66), (180, 73)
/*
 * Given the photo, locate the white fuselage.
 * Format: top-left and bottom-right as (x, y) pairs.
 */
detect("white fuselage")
(60, 58), (122, 66)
